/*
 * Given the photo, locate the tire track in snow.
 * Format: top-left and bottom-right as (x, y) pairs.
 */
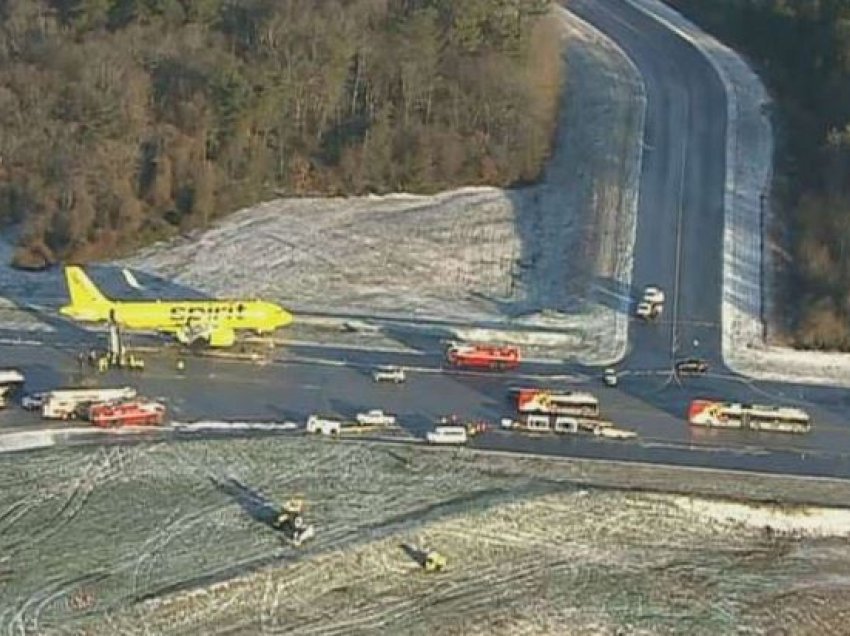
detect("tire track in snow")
(0, 449), (128, 635)
(4, 570), (109, 636)
(3, 448), (119, 556)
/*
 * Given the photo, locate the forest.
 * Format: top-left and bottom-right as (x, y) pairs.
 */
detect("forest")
(666, 0), (850, 350)
(0, 0), (560, 268)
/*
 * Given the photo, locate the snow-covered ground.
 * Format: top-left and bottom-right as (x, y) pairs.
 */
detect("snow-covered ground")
(668, 494), (850, 537)
(629, 0), (850, 387)
(130, 188), (519, 323)
(121, 8), (646, 365)
(0, 430), (57, 453)
(4, 437), (850, 634)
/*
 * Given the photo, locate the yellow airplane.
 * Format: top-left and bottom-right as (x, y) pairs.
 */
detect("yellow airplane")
(59, 266), (293, 347)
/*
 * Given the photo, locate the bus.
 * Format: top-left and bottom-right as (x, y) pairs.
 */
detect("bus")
(516, 389), (600, 418)
(688, 400), (811, 434)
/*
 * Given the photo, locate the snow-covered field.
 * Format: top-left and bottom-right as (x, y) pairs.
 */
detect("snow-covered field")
(120, 8), (645, 365)
(2, 437), (850, 635)
(130, 188), (520, 323)
(668, 494), (850, 537)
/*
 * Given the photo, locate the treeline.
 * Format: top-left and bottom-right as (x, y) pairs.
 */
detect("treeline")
(0, 0), (561, 268)
(666, 0), (850, 350)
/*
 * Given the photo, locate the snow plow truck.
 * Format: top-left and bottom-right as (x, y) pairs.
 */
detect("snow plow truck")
(272, 498), (315, 546)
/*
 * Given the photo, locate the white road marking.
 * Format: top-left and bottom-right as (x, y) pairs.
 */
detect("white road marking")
(279, 354), (586, 382)
(282, 339), (423, 355)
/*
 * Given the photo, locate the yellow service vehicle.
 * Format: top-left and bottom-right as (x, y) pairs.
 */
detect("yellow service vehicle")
(423, 549), (447, 572)
(272, 498), (315, 546)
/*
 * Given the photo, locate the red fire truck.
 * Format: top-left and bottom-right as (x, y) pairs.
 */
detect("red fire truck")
(445, 343), (521, 371)
(88, 399), (166, 428)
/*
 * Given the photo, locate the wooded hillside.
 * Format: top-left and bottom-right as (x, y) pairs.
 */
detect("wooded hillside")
(667, 0), (850, 350)
(0, 0), (561, 268)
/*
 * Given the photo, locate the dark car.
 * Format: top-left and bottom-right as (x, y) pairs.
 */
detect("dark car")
(675, 358), (709, 375)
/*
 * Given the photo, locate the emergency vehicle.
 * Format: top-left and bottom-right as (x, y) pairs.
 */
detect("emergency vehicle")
(88, 399), (166, 427)
(42, 387), (138, 420)
(445, 343), (521, 370)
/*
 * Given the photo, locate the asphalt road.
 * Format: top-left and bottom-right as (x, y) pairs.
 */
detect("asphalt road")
(3, 0), (850, 480)
(4, 338), (850, 478)
(569, 0), (727, 371)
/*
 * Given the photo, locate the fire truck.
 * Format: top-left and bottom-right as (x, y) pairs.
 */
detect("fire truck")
(445, 342), (521, 371)
(41, 387), (137, 420)
(87, 399), (166, 428)
(515, 388), (600, 418)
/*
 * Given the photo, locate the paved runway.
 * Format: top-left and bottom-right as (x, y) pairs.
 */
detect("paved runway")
(4, 339), (850, 478)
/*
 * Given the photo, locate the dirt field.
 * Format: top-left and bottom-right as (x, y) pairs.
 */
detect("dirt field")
(2, 437), (850, 635)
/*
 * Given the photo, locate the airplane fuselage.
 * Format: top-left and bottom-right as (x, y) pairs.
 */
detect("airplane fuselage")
(109, 299), (288, 333)
(59, 266), (293, 347)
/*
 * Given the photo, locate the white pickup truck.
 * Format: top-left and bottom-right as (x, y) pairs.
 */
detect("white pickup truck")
(372, 366), (406, 383)
(355, 409), (397, 426)
(642, 285), (665, 305)
(593, 425), (637, 440)
(636, 285), (665, 321)
(306, 415), (342, 436)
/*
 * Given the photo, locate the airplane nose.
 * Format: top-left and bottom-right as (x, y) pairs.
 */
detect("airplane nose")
(272, 305), (292, 327)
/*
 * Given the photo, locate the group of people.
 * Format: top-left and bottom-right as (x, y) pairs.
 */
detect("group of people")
(75, 349), (186, 372)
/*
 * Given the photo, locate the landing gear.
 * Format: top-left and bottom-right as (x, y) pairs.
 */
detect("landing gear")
(84, 319), (146, 373)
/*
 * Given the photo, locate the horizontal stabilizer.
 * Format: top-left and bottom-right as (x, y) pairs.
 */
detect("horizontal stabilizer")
(122, 268), (144, 291)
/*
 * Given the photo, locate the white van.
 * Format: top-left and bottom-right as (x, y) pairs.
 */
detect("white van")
(426, 425), (468, 445)
(306, 415), (341, 436)
(523, 415), (551, 433)
(553, 417), (579, 434)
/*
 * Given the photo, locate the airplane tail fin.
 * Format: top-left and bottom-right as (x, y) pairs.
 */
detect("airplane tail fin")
(60, 266), (113, 320)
